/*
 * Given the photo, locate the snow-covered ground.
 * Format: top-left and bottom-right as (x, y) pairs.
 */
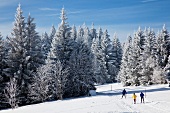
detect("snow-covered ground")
(1, 83), (170, 113)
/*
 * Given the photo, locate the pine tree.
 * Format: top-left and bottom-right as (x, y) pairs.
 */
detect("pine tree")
(76, 26), (84, 42)
(4, 77), (19, 109)
(25, 14), (45, 102)
(41, 25), (56, 58)
(50, 7), (74, 65)
(91, 38), (105, 84)
(129, 32), (142, 85)
(111, 33), (122, 81)
(157, 24), (170, 67)
(100, 30), (111, 82)
(25, 14), (44, 69)
(113, 34), (122, 68)
(49, 25), (56, 42)
(164, 56), (170, 81)
(49, 7), (75, 98)
(71, 25), (77, 40)
(69, 40), (95, 96)
(98, 27), (103, 44)
(4, 4), (27, 104)
(89, 23), (97, 47)
(0, 33), (8, 109)
(83, 26), (91, 48)
(4, 4), (44, 104)
(41, 32), (50, 58)
(139, 28), (157, 85)
(136, 27), (146, 50)
(118, 35), (133, 86)
(0, 33), (4, 79)
(28, 65), (51, 103)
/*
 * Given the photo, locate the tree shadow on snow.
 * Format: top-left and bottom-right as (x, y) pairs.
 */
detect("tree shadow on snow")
(96, 87), (170, 96)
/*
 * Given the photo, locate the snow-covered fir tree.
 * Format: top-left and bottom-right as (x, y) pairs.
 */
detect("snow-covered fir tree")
(91, 37), (106, 84)
(49, 25), (56, 42)
(28, 64), (51, 103)
(42, 25), (56, 58)
(0, 33), (3, 76)
(25, 14), (45, 70)
(136, 27), (146, 50)
(69, 36), (95, 96)
(164, 56), (170, 81)
(100, 30), (112, 82)
(4, 4), (44, 105)
(118, 35), (133, 86)
(4, 4), (27, 104)
(50, 7), (74, 65)
(71, 25), (77, 40)
(41, 32), (50, 57)
(111, 33), (122, 81)
(157, 24), (170, 67)
(138, 28), (157, 85)
(89, 23), (97, 47)
(48, 7), (75, 98)
(83, 26), (91, 48)
(25, 14), (45, 102)
(128, 31), (142, 85)
(0, 33), (8, 109)
(4, 77), (19, 109)
(119, 26), (170, 86)
(97, 27), (103, 44)
(76, 26), (84, 42)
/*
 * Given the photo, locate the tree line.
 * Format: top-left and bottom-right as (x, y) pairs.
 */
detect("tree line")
(118, 26), (170, 86)
(0, 4), (122, 109)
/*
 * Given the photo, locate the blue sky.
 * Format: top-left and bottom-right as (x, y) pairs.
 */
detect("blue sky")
(0, 0), (170, 42)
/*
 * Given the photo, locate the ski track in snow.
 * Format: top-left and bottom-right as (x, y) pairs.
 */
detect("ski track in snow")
(0, 83), (170, 113)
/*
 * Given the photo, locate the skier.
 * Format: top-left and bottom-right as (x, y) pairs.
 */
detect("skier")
(140, 92), (144, 103)
(132, 93), (137, 104)
(121, 89), (127, 98)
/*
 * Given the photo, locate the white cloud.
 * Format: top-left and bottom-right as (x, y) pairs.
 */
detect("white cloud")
(46, 13), (60, 17)
(45, 10), (83, 17)
(39, 8), (58, 11)
(141, 0), (157, 3)
(68, 11), (83, 14)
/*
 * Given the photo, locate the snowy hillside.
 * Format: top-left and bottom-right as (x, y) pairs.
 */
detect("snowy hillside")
(0, 83), (170, 113)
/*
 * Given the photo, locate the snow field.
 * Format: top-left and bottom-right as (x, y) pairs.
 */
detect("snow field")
(0, 83), (170, 113)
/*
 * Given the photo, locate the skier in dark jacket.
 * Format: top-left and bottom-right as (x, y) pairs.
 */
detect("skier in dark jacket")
(121, 89), (127, 98)
(140, 92), (144, 103)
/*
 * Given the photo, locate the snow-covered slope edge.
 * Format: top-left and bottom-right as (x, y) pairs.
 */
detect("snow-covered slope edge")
(0, 83), (170, 113)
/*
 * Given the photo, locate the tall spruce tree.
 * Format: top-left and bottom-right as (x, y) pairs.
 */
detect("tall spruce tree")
(157, 24), (170, 67)
(129, 31), (142, 85)
(100, 30), (111, 82)
(0, 33), (8, 109)
(69, 38), (95, 96)
(118, 35), (133, 86)
(83, 26), (91, 48)
(89, 23), (97, 47)
(139, 28), (157, 85)
(25, 14), (45, 102)
(49, 25), (56, 42)
(41, 32), (49, 56)
(4, 4), (27, 104)
(50, 7), (74, 65)
(48, 7), (74, 98)
(91, 37), (105, 84)
(71, 25), (77, 40)
(0, 32), (4, 79)
(4, 4), (44, 105)
(111, 33), (122, 80)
